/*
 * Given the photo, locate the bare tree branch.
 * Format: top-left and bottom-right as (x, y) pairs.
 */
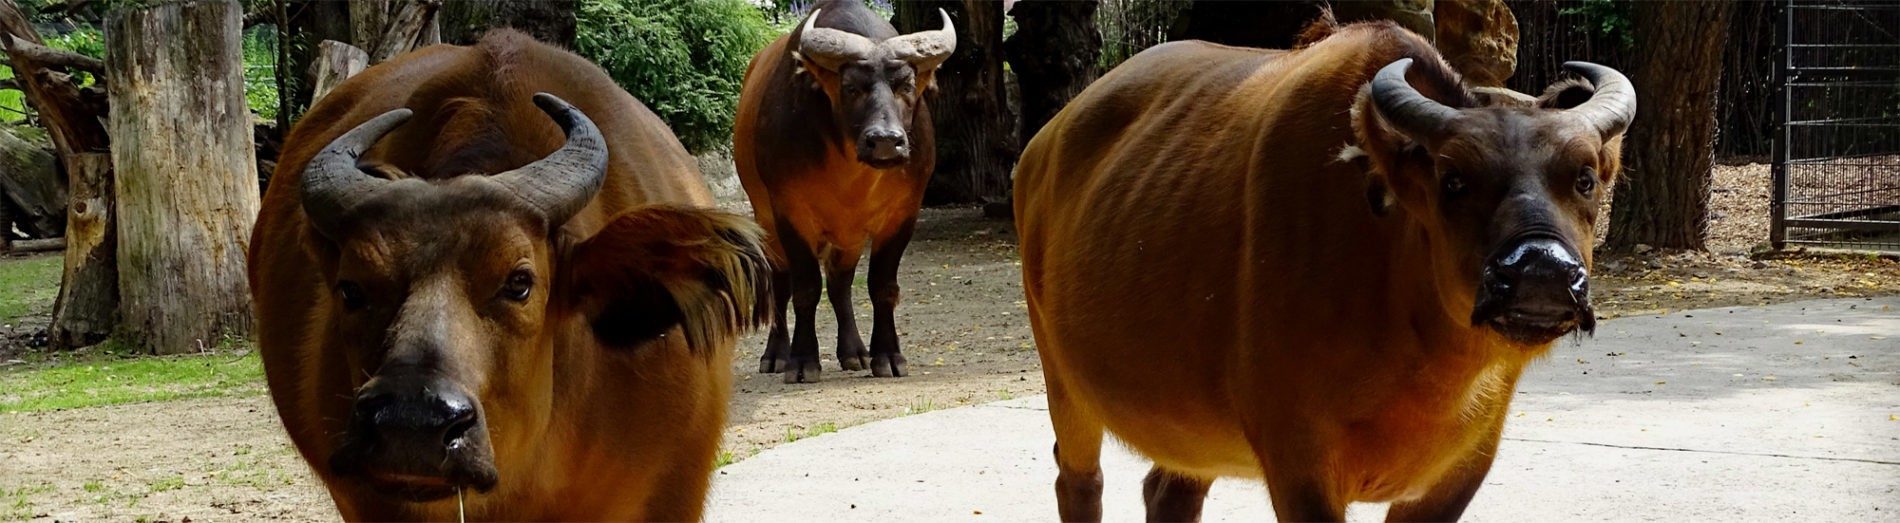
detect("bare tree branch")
(5, 35), (104, 74)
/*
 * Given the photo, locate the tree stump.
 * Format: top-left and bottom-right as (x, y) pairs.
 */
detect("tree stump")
(106, 0), (260, 354)
(310, 39), (369, 104)
(48, 153), (114, 349)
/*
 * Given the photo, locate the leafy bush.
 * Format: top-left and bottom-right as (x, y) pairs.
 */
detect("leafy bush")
(577, 0), (776, 154)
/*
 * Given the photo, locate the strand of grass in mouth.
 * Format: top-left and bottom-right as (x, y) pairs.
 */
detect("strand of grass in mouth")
(458, 487), (466, 523)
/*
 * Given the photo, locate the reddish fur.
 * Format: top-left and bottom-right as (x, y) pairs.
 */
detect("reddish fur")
(1016, 22), (1625, 521)
(249, 31), (763, 521)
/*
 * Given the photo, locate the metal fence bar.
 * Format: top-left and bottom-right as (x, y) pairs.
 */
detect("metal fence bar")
(1771, 0), (1900, 253)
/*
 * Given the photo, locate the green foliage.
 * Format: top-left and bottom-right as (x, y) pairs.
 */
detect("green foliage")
(576, 0), (776, 154)
(242, 27), (280, 120)
(1561, 0), (1634, 49)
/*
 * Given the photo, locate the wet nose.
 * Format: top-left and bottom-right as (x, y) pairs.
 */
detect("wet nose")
(352, 379), (479, 451)
(1472, 237), (1592, 340)
(860, 128), (908, 161)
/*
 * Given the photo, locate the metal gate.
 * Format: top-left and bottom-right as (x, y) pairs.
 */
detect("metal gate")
(1772, 0), (1900, 252)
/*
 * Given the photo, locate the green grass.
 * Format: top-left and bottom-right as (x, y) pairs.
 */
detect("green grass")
(4, 482), (54, 520)
(782, 421), (839, 443)
(714, 450), (736, 468)
(0, 347), (265, 413)
(0, 254), (63, 323)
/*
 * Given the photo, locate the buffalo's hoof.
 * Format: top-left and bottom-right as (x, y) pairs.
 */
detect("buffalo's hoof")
(783, 355), (823, 384)
(758, 356), (789, 374)
(870, 352), (907, 378)
(838, 343), (870, 371)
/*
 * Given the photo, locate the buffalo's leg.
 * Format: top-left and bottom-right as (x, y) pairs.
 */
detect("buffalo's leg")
(1143, 466), (1213, 522)
(1049, 376), (1105, 522)
(757, 266), (791, 373)
(826, 247), (869, 371)
(1257, 438), (1346, 522)
(1384, 423), (1503, 521)
(866, 220), (915, 377)
(779, 224), (824, 383)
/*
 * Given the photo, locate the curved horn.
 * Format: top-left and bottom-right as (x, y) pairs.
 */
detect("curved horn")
(796, 8), (877, 72)
(883, 8), (957, 71)
(301, 108), (410, 236)
(491, 93), (609, 226)
(1370, 58), (1461, 141)
(1560, 61), (1638, 140)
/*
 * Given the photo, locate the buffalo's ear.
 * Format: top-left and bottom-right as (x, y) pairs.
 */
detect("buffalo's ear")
(563, 206), (772, 353)
(1538, 78), (1596, 110)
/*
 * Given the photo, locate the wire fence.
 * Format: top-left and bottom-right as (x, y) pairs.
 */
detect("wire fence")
(1772, 0), (1900, 252)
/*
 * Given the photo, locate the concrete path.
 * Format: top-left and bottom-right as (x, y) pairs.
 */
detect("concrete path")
(707, 297), (1900, 522)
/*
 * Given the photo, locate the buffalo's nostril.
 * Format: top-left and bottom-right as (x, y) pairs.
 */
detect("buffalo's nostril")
(443, 415), (477, 448)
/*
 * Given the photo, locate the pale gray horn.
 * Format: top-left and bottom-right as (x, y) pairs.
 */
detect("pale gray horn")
(1370, 58), (1461, 140)
(491, 93), (609, 226)
(883, 8), (957, 71)
(1561, 61), (1638, 140)
(301, 108), (409, 236)
(796, 8), (876, 72)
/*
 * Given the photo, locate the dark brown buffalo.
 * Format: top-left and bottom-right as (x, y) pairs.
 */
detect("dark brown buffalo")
(1014, 20), (1635, 521)
(247, 30), (768, 521)
(734, 0), (956, 383)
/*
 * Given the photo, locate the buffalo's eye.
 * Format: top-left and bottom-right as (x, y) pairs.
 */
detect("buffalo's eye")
(500, 270), (534, 302)
(336, 281), (367, 310)
(1441, 172), (1468, 198)
(1576, 167), (1598, 196)
(893, 78), (915, 94)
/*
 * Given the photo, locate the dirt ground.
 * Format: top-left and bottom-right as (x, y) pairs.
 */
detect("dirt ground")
(3, 164), (1897, 522)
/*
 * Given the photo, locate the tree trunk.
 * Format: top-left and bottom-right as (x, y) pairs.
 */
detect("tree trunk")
(365, 0), (440, 64)
(1605, 1), (1732, 251)
(349, 0), (393, 51)
(1006, 0), (1101, 147)
(311, 39), (369, 104)
(106, 0), (260, 354)
(437, 0), (575, 47)
(285, 0), (353, 113)
(48, 152), (114, 349)
(897, 0), (1015, 206)
(0, 126), (63, 238)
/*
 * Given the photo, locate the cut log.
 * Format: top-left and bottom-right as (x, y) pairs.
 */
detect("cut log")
(310, 39), (368, 104)
(48, 152), (113, 349)
(107, 0), (260, 354)
(4, 236), (61, 252)
(0, 126), (62, 237)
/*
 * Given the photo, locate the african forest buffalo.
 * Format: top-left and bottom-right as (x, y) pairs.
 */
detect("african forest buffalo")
(1014, 20), (1635, 522)
(735, 0), (956, 383)
(247, 31), (768, 520)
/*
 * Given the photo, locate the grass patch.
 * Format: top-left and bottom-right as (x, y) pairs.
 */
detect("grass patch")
(714, 450), (736, 468)
(0, 347), (265, 413)
(0, 254), (63, 324)
(4, 482), (54, 520)
(782, 421), (839, 443)
(903, 399), (938, 416)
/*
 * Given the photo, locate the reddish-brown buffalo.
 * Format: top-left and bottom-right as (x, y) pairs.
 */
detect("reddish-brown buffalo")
(1015, 21), (1634, 521)
(247, 31), (768, 521)
(735, 0), (957, 383)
